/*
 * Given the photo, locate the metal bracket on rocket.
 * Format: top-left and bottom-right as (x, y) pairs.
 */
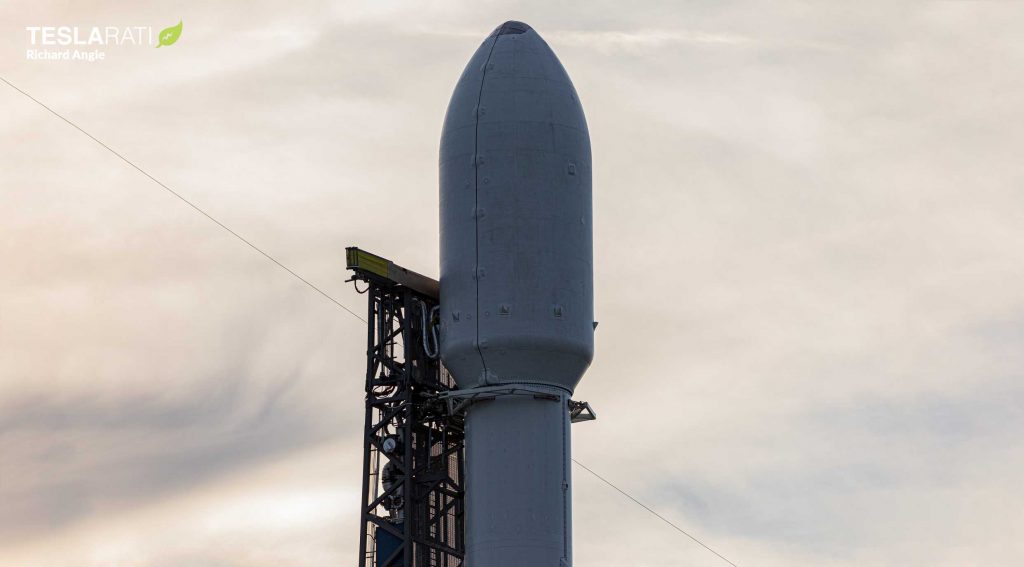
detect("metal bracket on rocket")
(438, 386), (597, 424)
(568, 400), (597, 423)
(439, 385), (560, 415)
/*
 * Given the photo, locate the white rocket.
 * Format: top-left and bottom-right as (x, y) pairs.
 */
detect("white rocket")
(439, 21), (594, 566)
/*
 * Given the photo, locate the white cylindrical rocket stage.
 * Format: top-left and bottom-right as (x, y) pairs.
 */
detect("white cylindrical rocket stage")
(439, 20), (593, 566)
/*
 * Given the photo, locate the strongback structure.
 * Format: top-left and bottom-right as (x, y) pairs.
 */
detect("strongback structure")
(348, 248), (465, 567)
(349, 20), (596, 567)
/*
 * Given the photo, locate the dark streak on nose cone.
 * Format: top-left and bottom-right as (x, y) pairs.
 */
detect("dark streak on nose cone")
(439, 21), (593, 567)
(490, 20), (532, 36)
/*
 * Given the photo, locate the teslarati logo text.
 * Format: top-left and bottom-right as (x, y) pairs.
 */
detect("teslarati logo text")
(25, 21), (182, 62)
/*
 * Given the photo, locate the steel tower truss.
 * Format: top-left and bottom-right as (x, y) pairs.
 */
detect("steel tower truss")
(349, 248), (465, 567)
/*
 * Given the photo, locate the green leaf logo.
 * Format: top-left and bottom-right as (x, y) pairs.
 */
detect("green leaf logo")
(156, 21), (182, 48)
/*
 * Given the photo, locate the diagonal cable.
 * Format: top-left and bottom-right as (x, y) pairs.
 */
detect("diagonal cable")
(1, 75), (366, 323)
(572, 458), (740, 567)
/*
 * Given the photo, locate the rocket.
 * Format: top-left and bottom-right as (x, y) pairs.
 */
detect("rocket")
(439, 21), (594, 566)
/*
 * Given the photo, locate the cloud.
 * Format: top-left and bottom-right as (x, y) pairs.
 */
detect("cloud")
(3, 0), (1024, 565)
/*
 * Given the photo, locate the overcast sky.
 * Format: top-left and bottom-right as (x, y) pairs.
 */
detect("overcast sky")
(3, 1), (1024, 565)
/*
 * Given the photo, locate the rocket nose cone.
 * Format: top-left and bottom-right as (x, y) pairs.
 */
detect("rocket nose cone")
(490, 20), (532, 37)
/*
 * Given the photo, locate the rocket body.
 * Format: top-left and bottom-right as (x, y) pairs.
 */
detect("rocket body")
(439, 21), (593, 566)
